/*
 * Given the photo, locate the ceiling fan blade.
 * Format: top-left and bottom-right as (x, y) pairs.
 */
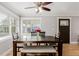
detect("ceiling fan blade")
(24, 6), (36, 9)
(42, 2), (53, 6)
(42, 7), (51, 11)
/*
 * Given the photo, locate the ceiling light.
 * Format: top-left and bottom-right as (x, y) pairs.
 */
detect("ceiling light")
(39, 7), (42, 12)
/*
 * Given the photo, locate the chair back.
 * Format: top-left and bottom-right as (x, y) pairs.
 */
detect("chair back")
(31, 32), (45, 37)
(12, 33), (19, 40)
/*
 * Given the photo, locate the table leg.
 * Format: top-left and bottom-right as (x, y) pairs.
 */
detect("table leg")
(13, 41), (17, 56)
(58, 40), (63, 56)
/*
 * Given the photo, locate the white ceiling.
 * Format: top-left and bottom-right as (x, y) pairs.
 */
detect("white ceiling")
(1, 2), (79, 16)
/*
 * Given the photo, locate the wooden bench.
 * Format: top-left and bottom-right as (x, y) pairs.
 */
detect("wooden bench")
(20, 46), (57, 56)
(17, 43), (24, 52)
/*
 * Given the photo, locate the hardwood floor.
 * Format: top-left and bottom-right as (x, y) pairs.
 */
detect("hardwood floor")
(63, 44), (79, 56)
(4, 44), (79, 56)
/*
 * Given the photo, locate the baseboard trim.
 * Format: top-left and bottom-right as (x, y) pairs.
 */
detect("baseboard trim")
(70, 42), (78, 44)
(1, 47), (12, 56)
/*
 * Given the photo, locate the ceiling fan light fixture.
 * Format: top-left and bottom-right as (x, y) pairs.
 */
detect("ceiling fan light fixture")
(35, 8), (39, 13)
(39, 7), (42, 12)
(25, 2), (52, 13)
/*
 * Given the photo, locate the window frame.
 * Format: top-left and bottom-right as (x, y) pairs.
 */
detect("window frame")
(0, 16), (16, 38)
(21, 18), (42, 37)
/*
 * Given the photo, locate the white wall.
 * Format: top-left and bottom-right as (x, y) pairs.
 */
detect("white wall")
(71, 16), (79, 43)
(40, 16), (58, 36)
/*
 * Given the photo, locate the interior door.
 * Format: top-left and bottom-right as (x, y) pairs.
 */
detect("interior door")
(59, 19), (70, 43)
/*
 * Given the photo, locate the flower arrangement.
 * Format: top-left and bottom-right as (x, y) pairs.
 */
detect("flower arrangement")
(35, 26), (41, 32)
(35, 26), (41, 40)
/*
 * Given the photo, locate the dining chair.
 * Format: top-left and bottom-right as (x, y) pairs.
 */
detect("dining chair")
(46, 35), (59, 51)
(12, 33), (20, 41)
(31, 32), (46, 46)
(12, 33), (23, 52)
(31, 32), (45, 37)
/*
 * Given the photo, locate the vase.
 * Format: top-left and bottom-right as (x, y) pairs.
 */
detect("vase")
(37, 32), (39, 40)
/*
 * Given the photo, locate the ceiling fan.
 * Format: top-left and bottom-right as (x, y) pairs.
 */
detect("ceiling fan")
(24, 2), (53, 13)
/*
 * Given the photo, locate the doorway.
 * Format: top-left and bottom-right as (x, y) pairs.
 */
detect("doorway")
(59, 19), (70, 43)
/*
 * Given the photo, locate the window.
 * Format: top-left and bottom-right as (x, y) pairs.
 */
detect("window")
(22, 19), (41, 35)
(0, 14), (9, 37)
(0, 13), (16, 37)
(11, 17), (16, 33)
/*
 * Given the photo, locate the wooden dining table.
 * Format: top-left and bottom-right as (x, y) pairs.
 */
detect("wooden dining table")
(13, 36), (63, 56)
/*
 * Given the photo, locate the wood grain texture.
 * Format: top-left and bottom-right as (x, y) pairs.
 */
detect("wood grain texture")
(63, 44), (79, 56)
